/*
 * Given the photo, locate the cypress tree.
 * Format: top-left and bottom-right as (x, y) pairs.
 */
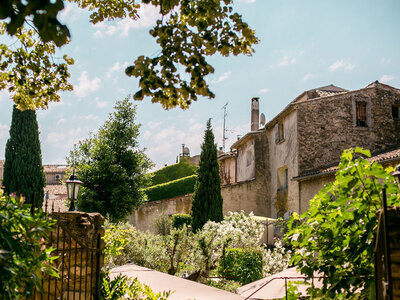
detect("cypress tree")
(3, 106), (45, 208)
(191, 119), (223, 231)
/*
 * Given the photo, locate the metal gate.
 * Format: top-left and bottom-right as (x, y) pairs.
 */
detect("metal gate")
(34, 207), (103, 300)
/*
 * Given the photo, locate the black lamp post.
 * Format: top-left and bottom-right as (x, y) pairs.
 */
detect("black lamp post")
(66, 172), (82, 211)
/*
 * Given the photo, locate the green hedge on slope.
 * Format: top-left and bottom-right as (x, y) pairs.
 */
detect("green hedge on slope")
(150, 160), (197, 186)
(145, 175), (197, 202)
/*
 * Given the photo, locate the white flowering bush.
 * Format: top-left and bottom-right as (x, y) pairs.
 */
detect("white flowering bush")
(182, 211), (266, 277)
(103, 211), (292, 291)
(262, 240), (291, 276)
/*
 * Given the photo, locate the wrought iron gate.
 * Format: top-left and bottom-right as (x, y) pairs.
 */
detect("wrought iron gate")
(34, 209), (103, 300)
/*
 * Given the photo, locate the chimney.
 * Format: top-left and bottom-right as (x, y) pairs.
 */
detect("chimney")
(251, 97), (259, 131)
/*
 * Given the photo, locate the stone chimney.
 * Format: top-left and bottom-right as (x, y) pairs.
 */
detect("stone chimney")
(251, 97), (260, 131)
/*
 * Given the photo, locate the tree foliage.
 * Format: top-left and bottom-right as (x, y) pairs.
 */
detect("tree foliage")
(0, 22), (73, 110)
(0, 191), (58, 299)
(1, 0), (257, 110)
(3, 106), (45, 207)
(285, 147), (400, 298)
(67, 98), (152, 222)
(0, 0), (70, 46)
(125, 0), (259, 109)
(191, 119), (223, 231)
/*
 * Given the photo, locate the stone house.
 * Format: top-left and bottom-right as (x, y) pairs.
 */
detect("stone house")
(0, 161), (68, 211)
(220, 81), (400, 218)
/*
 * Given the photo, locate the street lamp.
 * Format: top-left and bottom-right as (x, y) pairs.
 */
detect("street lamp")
(66, 172), (82, 211)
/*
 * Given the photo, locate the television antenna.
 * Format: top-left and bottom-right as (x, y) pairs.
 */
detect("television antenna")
(222, 102), (228, 152)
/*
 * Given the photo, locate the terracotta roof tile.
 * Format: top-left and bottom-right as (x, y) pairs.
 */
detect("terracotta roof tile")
(294, 147), (400, 181)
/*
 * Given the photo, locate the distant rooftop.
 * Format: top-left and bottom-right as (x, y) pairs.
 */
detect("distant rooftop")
(301, 84), (348, 101)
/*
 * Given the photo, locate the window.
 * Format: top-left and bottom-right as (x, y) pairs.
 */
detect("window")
(275, 122), (284, 143)
(356, 101), (367, 127)
(277, 167), (288, 191)
(392, 105), (400, 120)
(246, 150), (252, 167)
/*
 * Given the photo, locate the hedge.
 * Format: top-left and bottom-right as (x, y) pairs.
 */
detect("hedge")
(150, 160), (197, 186)
(218, 248), (263, 284)
(172, 214), (192, 229)
(144, 175), (197, 202)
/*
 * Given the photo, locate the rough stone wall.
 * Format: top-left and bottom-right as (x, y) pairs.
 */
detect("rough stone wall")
(36, 211), (105, 300)
(127, 193), (192, 232)
(297, 87), (400, 174)
(222, 132), (270, 217)
(267, 110), (299, 217)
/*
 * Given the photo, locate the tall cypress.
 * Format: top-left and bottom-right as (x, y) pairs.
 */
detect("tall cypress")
(3, 106), (45, 208)
(191, 119), (223, 231)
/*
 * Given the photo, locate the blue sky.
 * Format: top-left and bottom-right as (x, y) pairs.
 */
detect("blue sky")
(0, 0), (399, 170)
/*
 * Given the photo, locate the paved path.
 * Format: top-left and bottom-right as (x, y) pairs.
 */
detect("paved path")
(110, 264), (245, 300)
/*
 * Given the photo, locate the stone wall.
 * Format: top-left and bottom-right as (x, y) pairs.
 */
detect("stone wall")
(127, 193), (192, 232)
(236, 136), (255, 182)
(35, 211), (105, 299)
(296, 86), (400, 174)
(222, 132), (270, 217)
(266, 109), (299, 217)
(298, 174), (335, 214)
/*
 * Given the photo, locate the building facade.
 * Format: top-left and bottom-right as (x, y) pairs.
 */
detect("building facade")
(220, 81), (400, 218)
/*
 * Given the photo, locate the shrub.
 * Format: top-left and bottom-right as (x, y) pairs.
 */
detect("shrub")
(0, 190), (58, 299)
(218, 248), (263, 284)
(153, 212), (172, 236)
(144, 175), (196, 202)
(171, 214), (192, 229)
(150, 160), (197, 186)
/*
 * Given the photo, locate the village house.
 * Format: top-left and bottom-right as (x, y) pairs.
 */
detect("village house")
(220, 81), (400, 218)
(0, 161), (68, 211)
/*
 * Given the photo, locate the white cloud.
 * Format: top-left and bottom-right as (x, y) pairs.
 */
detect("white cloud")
(96, 101), (108, 109)
(380, 57), (391, 64)
(380, 75), (394, 84)
(147, 121), (161, 129)
(211, 71), (232, 84)
(328, 59), (355, 72)
(106, 61), (130, 79)
(143, 117), (251, 170)
(45, 127), (83, 149)
(74, 71), (101, 98)
(0, 90), (10, 103)
(0, 123), (9, 139)
(93, 4), (160, 38)
(79, 114), (99, 122)
(259, 88), (270, 94)
(59, 4), (82, 23)
(57, 118), (66, 126)
(278, 56), (296, 67)
(302, 73), (319, 81)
